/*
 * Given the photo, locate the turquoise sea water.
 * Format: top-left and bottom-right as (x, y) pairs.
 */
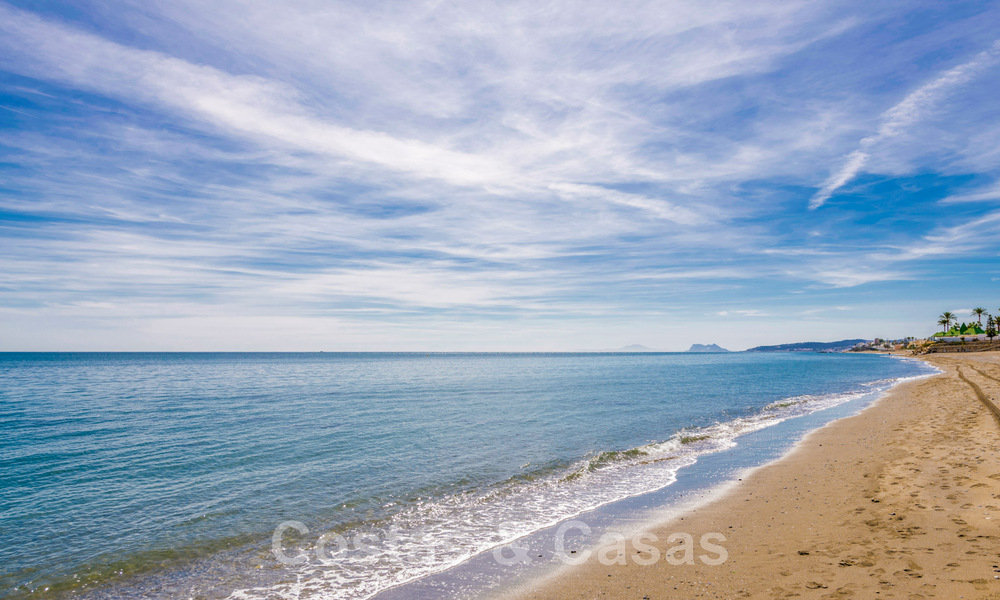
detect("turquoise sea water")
(0, 352), (933, 599)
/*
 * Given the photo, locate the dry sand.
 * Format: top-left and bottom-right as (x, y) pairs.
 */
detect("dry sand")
(511, 352), (1000, 599)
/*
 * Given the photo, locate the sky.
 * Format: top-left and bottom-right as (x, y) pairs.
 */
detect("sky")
(1, 0), (999, 351)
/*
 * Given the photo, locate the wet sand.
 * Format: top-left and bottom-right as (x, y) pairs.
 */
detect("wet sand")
(510, 352), (1000, 599)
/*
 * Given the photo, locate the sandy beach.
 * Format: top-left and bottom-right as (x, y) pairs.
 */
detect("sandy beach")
(511, 352), (1000, 599)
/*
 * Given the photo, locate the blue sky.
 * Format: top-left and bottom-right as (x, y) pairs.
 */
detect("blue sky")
(1, 0), (999, 351)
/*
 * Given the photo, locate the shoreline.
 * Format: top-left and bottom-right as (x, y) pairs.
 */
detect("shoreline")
(370, 355), (933, 600)
(507, 352), (1000, 599)
(7, 353), (928, 600)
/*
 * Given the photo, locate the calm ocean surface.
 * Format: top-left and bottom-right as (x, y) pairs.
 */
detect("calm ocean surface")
(0, 352), (933, 599)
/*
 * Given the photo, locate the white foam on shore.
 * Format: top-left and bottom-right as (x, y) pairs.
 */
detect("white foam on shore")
(227, 371), (936, 600)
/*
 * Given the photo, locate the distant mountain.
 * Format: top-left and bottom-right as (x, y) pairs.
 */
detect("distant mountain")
(615, 344), (658, 352)
(581, 344), (662, 352)
(686, 343), (730, 353)
(745, 339), (866, 353)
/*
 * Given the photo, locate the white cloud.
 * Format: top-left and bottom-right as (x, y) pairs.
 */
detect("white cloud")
(548, 183), (707, 225)
(0, 1), (866, 208)
(810, 39), (1000, 209)
(876, 210), (1000, 262)
(797, 306), (850, 316)
(940, 180), (1000, 204)
(798, 267), (908, 288)
(2, 1), (1000, 349)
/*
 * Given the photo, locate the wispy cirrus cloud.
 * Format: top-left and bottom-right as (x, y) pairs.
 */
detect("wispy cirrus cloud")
(1, 0), (1000, 349)
(809, 38), (1000, 209)
(716, 309), (768, 317)
(940, 180), (1000, 204)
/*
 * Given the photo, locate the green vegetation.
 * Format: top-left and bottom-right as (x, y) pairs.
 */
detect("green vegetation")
(680, 434), (710, 444)
(932, 307), (997, 343)
(588, 448), (648, 470)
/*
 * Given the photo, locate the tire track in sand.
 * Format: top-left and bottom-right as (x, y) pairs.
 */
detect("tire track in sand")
(956, 365), (1000, 425)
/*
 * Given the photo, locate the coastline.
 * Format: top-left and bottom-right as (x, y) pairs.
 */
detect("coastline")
(4, 352), (929, 600)
(369, 354), (932, 600)
(506, 352), (1000, 599)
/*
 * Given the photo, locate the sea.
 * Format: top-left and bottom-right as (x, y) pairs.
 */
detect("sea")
(0, 352), (935, 599)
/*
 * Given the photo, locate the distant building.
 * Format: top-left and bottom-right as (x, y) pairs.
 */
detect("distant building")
(931, 323), (987, 342)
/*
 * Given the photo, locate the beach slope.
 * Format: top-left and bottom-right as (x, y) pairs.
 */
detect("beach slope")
(512, 352), (1000, 599)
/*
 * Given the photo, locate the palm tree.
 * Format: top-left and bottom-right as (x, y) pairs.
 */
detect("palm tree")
(937, 317), (950, 333)
(973, 307), (986, 325)
(939, 311), (955, 332)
